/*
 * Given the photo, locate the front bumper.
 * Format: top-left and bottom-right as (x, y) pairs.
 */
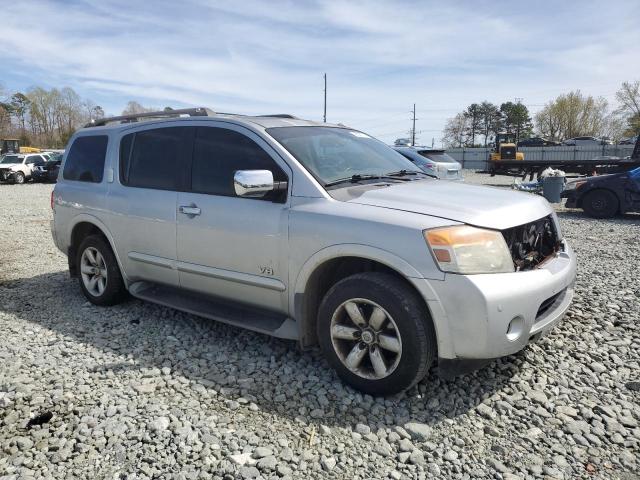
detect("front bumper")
(427, 239), (576, 361)
(0, 169), (16, 181)
(561, 189), (578, 208)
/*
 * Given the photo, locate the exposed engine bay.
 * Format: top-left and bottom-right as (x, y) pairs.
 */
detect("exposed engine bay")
(502, 215), (560, 271)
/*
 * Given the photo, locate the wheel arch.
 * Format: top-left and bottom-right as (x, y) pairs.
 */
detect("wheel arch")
(292, 244), (449, 354)
(68, 215), (127, 284)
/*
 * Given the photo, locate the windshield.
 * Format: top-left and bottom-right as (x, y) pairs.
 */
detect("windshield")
(267, 126), (422, 185)
(1, 155), (21, 164)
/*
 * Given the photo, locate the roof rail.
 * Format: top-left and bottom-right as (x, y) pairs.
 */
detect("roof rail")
(255, 114), (298, 119)
(85, 107), (214, 128)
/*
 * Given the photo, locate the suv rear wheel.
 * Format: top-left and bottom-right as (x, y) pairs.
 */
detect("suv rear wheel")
(317, 272), (436, 395)
(77, 235), (127, 306)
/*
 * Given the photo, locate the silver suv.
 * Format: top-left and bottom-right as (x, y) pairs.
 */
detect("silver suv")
(51, 108), (576, 394)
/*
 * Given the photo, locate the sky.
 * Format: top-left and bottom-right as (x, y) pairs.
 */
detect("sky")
(1, 0), (639, 145)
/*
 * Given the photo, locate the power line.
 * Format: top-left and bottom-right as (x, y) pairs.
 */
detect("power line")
(411, 103), (417, 146)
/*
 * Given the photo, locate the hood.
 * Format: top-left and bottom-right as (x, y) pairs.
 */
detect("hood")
(344, 180), (552, 230)
(0, 163), (22, 169)
(580, 173), (625, 184)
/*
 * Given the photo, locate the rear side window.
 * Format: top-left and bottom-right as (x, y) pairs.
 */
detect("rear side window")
(191, 127), (286, 196)
(121, 127), (191, 190)
(63, 136), (108, 182)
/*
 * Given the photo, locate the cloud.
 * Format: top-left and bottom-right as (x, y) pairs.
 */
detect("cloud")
(0, 0), (638, 143)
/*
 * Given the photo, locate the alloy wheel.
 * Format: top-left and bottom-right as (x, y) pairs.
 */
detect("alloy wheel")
(330, 298), (402, 380)
(80, 247), (108, 296)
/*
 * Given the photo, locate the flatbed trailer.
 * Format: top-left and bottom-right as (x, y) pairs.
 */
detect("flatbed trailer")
(488, 158), (640, 179)
(487, 135), (640, 179)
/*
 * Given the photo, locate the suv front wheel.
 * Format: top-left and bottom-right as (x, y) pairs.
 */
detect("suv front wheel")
(77, 235), (127, 306)
(317, 272), (436, 395)
(13, 172), (25, 184)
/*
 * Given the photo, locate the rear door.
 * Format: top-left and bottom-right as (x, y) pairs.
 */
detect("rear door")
(106, 126), (193, 287)
(176, 123), (291, 313)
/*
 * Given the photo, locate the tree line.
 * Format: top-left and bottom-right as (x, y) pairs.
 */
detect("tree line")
(442, 80), (640, 148)
(0, 86), (164, 149)
(0, 85), (107, 148)
(3, 81), (638, 150)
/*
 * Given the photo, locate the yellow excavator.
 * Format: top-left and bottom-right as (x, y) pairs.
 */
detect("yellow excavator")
(0, 138), (41, 154)
(489, 133), (524, 161)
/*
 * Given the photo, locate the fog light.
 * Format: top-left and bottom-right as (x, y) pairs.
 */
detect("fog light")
(506, 316), (524, 341)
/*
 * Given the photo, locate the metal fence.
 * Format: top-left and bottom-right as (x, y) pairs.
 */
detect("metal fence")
(448, 145), (637, 170)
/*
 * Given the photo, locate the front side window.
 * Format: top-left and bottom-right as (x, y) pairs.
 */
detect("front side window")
(267, 126), (420, 185)
(121, 127), (191, 190)
(63, 136), (108, 182)
(191, 127), (286, 197)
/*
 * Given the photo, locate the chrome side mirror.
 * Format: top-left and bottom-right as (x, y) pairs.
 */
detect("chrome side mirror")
(234, 170), (276, 198)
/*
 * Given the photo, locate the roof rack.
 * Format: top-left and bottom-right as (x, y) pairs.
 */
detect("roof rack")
(255, 114), (298, 119)
(85, 107), (214, 128)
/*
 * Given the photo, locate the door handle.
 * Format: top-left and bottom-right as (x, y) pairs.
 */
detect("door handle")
(179, 205), (201, 216)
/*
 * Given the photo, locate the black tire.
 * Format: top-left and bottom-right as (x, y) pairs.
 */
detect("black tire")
(317, 272), (436, 395)
(582, 189), (619, 218)
(76, 234), (127, 306)
(13, 172), (25, 184)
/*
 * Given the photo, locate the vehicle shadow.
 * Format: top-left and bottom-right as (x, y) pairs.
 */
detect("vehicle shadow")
(0, 270), (526, 431)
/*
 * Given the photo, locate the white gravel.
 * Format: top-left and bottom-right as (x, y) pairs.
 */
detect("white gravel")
(1, 175), (639, 479)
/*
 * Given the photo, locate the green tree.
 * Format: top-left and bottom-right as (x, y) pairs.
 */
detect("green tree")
(499, 101), (532, 141)
(463, 103), (482, 146)
(534, 90), (608, 141)
(478, 101), (501, 147)
(10, 92), (30, 133)
(614, 81), (640, 136)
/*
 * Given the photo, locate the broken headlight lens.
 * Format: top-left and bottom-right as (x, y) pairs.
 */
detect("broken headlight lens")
(564, 180), (586, 190)
(424, 225), (514, 274)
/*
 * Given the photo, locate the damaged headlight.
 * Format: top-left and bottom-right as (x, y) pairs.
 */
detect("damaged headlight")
(424, 225), (514, 274)
(564, 180), (586, 190)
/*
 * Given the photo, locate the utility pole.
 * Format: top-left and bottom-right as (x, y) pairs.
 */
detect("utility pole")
(323, 73), (327, 123)
(411, 103), (416, 146)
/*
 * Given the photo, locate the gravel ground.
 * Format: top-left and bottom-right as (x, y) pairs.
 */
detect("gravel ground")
(1, 173), (639, 480)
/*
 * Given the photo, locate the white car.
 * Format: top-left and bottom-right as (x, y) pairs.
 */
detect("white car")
(394, 147), (463, 181)
(563, 136), (612, 147)
(0, 153), (48, 184)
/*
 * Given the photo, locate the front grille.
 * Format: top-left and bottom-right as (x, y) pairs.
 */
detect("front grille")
(536, 291), (562, 319)
(502, 215), (560, 271)
(501, 146), (516, 159)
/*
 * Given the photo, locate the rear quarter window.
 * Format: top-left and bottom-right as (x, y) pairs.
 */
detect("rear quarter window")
(63, 135), (108, 182)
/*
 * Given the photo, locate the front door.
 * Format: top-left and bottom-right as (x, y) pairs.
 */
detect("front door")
(176, 124), (290, 313)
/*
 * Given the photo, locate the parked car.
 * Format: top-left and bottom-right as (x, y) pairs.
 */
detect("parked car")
(32, 158), (62, 183)
(517, 137), (561, 147)
(394, 146), (463, 181)
(562, 136), (612, 147)
(0, 153), (48, 183)
(52, 108), (576, 394)
(562, 167), (640, 218)
(619, 136), (638, 145)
